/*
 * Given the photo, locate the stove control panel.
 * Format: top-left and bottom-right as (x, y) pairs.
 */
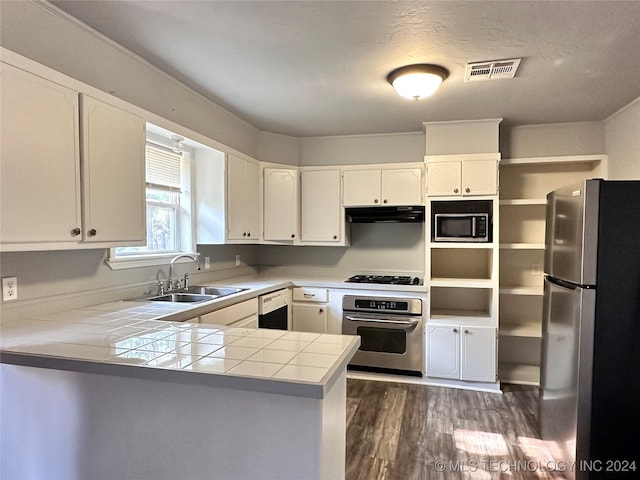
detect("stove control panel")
(342, 295), (422, 315)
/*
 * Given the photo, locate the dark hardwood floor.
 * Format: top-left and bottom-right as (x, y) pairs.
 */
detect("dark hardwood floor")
(346, 378), (568, 480)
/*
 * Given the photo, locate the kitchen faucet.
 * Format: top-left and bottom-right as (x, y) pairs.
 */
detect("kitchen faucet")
(163, 254), (201, 293)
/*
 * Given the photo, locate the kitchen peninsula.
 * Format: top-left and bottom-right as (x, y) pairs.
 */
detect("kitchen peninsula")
(0, 283), (360, 480)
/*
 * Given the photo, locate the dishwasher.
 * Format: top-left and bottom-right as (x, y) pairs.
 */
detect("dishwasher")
(258, 289), (291, 330)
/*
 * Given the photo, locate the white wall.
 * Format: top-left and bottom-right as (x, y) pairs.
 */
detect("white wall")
(499, 122), (606, 158)
(259, 223), (425, 276)
(299, 132), (424, 166)
(258, 132), (300, 166)
(606, 97), (640, 179)
(0, 0), (260, 158)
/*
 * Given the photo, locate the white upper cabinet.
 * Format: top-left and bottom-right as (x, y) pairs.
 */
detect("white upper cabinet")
(80, 94), (146, 244)
(343, 169), (381, 206)
(426, 161), (461, 196)
(300, 169), (343, 244)
(381, 168), (423, 205)
(1, 62), (82, 248)
(462, 160), (498, 196)
(343, 166), (423, 206)
(0, 63), (146, 250)
(427, 157), (498, 197)
(263, 168), (298, 241)
(227, 154), (260, 242)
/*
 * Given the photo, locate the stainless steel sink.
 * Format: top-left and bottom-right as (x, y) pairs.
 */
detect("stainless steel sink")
(143, 286), (247, 304)
(148, 293), (215, 303)
(183, 286), (248, 296)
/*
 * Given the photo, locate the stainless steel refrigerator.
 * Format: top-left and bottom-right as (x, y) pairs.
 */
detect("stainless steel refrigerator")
(540, 179), (640, 479)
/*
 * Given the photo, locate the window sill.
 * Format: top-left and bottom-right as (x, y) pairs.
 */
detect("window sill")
(105, 252), (200, 270)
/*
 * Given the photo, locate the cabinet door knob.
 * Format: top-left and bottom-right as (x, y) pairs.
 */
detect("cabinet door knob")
(453, 188), (459, 194)
(319, 308), (324, 313)
(464, 329), (469, 334)
(453, 328), (458, 333)
(243, 232), (247, 237)
(383, 199), (388, 204)
(291, 234), (295, 238)
(333, 235), (338, 240)
(374, 198), (379, 204)
(247, 232), (251, 237)
(465, 187), (471, 193)
(71, 227), (81, 237)
(88, 228), (97, 237)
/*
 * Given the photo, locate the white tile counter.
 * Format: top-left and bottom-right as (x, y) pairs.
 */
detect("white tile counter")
(0, 297), (359, 399)
(1, 292), (361, 480)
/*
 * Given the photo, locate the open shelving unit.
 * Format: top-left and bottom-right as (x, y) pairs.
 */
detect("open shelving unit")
(497, 153), (607, 386)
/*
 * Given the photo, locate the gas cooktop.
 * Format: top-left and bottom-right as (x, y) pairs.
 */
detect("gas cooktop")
(345, 275), (421, 285)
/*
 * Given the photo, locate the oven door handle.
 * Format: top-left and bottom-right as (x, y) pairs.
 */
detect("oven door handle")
(344, 315), (419, 327)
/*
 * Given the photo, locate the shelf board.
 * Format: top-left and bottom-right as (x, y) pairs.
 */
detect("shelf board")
(430, 309), (492, 322)
(499, 322), (542, 338)
(430, 278), (494, 288)
(500, 154), (606, 166)
(428, 242), (495, 249)
(500, 286), (544, 296)
(499, 198), (547, 206)
(498, 362), (540, 386)
(499, 243), (545, 250)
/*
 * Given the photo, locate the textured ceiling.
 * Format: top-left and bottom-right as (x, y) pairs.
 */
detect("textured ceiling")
(50, 0), (640, 137)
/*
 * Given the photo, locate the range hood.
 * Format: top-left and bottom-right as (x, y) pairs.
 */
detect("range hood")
(345, 206), (425, 223)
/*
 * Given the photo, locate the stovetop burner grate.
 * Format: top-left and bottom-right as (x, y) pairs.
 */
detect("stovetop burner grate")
(345, 275), (420, 285)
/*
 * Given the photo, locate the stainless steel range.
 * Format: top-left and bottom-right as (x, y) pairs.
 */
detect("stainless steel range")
(341, 294), (423, 375)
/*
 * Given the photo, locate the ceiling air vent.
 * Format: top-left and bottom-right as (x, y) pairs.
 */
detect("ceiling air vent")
(464, 58), (521, 82)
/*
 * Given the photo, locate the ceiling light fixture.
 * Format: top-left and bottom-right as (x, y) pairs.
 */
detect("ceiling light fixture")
(387, 64), (449, 100)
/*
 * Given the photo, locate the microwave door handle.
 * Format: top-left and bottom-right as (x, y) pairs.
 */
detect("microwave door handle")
(471, 216), (477, 237)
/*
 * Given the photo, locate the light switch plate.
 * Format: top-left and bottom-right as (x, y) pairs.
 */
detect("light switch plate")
(2, 276), (18, 301)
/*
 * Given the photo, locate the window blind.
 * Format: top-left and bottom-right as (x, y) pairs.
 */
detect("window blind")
(145, 143), (182, 191)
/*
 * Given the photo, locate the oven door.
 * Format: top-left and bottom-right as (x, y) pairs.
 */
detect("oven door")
(342, 312), (423, 373)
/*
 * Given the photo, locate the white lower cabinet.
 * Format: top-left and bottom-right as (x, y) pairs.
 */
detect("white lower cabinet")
(292, 304), (327, 333)
(199, 298), (259, 327)
(291, 287), (328, 333)
(427, 324), (497, 382)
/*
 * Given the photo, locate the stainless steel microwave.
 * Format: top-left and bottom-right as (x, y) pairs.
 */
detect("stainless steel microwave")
(434, 213), (489, 242)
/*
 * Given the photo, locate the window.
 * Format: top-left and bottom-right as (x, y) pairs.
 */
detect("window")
(116, 144), (183, 256)
(109, 127), (195, 268)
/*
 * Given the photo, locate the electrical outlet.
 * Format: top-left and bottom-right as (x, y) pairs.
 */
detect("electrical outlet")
(204, 257), (211, 269)
(2, 277), (18, 301)
(235, 254), (241, 266)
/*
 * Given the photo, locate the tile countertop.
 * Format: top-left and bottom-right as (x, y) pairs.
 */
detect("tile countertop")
(0, 296), (359, 399)
(0, 273), (427, 398)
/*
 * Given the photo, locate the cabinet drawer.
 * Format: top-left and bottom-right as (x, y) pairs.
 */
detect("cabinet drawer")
(200, 298), (258, 326)
(292, 287), (328, 303)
